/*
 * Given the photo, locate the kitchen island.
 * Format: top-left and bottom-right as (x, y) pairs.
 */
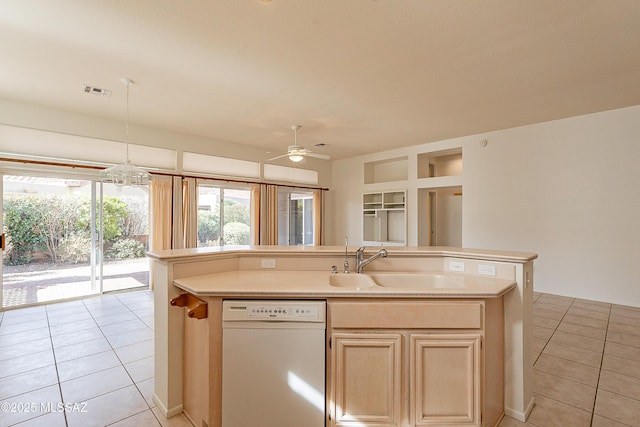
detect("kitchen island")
(148, 245), (536, 426)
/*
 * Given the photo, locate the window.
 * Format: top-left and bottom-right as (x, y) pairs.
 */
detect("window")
(197, 183), (251, 247)
(278, 190), (315, 245)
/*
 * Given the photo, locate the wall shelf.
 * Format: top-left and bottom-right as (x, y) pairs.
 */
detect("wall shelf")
(417, 148), (462, 179)
(364, 157), (408, 184)
(363, 190), (407, 246)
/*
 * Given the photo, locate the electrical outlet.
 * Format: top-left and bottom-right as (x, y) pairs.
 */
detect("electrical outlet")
(261, 259), (276, 269)
(448, 261), (465, 272)
(478, 264), (497, 276)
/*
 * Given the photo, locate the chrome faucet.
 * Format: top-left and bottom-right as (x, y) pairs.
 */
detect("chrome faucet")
(355, 247), (388, 273)
(343, 236), (350, 274)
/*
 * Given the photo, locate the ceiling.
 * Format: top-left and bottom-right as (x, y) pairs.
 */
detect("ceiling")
(1, 1), (639, 160)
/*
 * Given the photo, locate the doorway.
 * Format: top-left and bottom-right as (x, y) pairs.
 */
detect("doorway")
(418, 186), (462, 247)
(1, 174), (149, 308)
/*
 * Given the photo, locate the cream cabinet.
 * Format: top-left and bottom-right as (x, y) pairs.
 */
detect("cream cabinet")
(332, 333), (402, 426)
(410, 334), (481, 426)
(328, 300), (503, 427)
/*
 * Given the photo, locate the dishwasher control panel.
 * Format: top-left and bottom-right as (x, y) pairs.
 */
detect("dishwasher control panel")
(223, 300), (326, 322)
(248, 304), (319, 320)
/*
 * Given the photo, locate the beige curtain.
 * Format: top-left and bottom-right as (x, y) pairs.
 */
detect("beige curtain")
(313, 189), (325, 245)
(171, 177), (183, 249)
(259, 184), (279, 245)
(150, 175), (174, 252)
(182, 178), (198, 248)
(149, 175), (174, 288)
(250, 184), (261, 245)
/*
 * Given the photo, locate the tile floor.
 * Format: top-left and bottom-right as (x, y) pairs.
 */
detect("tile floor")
(2, 290), (639, 426)
(500, 292), (640, 427)
(0, 290), (190, 427)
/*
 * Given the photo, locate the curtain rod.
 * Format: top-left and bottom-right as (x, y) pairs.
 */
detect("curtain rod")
(0, 157), (329, 192)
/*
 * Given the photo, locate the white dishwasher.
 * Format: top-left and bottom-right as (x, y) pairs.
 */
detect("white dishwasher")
(222, 300), (326, 427)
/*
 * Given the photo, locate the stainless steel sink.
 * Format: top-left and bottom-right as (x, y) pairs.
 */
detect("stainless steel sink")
(369, 273), (465, 289)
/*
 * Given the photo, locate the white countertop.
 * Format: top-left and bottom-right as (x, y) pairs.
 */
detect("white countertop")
(149, 245), (538, 263)
(173, 270), (516, 298)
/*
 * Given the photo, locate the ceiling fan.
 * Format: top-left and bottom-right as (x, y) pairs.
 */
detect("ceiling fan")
(268, 125), (330, 163)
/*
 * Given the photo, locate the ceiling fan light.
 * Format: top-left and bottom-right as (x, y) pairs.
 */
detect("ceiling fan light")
(288, 154), (304, 163)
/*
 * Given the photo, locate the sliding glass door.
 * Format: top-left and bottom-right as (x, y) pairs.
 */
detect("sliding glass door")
(278, 190), (315, 245)
(100, 182), (149, 292)
(1, 174), (149, 308)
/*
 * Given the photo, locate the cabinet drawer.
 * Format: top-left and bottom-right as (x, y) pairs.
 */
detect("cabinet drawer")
(330, 301), (483, 329)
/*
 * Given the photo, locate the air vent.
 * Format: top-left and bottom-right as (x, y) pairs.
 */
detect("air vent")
(83, 85), (112, 97)
(314, 143), (329, 148)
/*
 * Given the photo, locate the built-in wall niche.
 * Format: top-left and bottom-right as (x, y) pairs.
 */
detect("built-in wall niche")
(417, 186), (462, 247)
(364, 157), (408, 184)
(417, 148), (462, 179)
(363, 190), (406, 245)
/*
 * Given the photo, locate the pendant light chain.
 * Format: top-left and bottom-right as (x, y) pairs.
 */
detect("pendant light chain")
(99, 78), (150, 186)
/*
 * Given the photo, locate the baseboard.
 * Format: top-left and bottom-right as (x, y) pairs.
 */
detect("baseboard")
(504, 396), (535, 422)
(152, 394), (184, 419)
(492, 413), (505, 427)
(182, 409), (198, 427)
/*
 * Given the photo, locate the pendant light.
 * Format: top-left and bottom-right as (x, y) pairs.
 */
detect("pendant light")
(100, 78), (151, 186)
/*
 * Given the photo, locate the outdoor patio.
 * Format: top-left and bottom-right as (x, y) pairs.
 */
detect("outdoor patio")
(2, 258), (149, 308)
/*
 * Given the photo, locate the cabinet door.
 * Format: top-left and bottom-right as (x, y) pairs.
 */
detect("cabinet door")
(332, 333), (402, 427)
(410, 334), (482, 426)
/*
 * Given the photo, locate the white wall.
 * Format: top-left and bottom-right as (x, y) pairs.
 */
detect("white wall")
(463, 106), (640, 306)
(332, 105), (640, 306)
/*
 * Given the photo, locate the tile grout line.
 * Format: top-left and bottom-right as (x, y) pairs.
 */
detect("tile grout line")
(112, 292), (164, 426)
(45, 302), (70, 427)
(589, 305), (640, 427)
(0, 291), (156, 427)
(533, 293), (573, 366)
(531, 293), (574, 396)
(81, 295), (157, 426)
(582, 298), (610, 427)
(0, 318), (60, 425)
(113, 293), (162, 426)
(111, 295), (161, 427)
(533, 295), (617, 425)
(22, 294), (155, 426)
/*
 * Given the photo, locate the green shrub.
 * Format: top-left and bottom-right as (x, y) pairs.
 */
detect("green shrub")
(198, 211), (220, 246)
(3, 193), (149, 265)
(58, 234), (91, 264)
(118, 197), (148, 237)
(106, 238), (146, 259)
(224, 200), (249, 224)
(39, 196), (85, 263)
(223, 222), (250, 245)
(3, 196), (45, 265)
